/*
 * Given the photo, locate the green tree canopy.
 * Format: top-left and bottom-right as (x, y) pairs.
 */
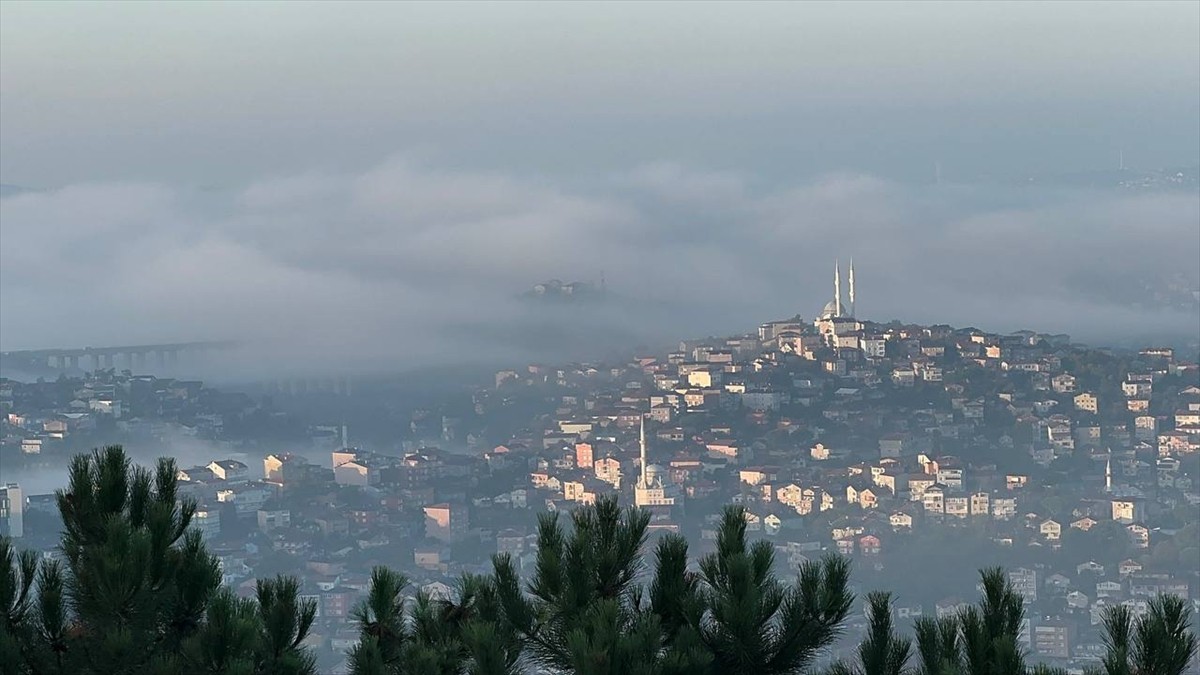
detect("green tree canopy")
(0, 445), (318, 675)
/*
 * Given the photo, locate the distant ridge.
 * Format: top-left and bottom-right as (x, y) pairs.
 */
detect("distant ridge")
(0, 184), (33, 197)
(1021, 165), (1199, 190)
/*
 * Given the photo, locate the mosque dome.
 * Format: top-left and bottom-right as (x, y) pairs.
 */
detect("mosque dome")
(644, 464), (665, 485)
(821, 300), (842, 319)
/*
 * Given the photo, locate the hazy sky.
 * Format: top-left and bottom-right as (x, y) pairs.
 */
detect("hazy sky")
(2, 1), (1198, 186)
(1, 2), (1198, 366)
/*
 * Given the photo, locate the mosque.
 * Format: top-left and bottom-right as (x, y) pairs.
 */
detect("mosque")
(818, 258), (856, 321)
(814, 259), (863, 343)
(634, 417), (675, 509)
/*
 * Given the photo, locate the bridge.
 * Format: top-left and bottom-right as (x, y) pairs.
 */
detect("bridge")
(0, 341), (238, 373)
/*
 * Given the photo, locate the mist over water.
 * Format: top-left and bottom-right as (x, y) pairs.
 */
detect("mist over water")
(2, 161), (1197, 380)
(0, 432), (263, 496)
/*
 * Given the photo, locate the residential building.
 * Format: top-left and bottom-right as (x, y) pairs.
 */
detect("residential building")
(0, 484), (23, 538)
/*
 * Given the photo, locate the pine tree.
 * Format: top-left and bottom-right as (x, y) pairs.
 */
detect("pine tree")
(1, 446), (318, 675)
(647, 533), (712, 675)
(1092, 595), (1199, 675)
(913, 615), (960, 675)
(252, 575), (319, 674)
(826, 592), (912, 675)
(957, 567), (1028, 675)
(0, 538), (40, 673)
(911, 568), (1072, 675)
(348, 566), (520, 675)
(695, 505), (853, 675)
(42, 445), (222, 674)
(348, 567), (411, 674)
(488, 498), (851, 675)
(167, 588), (262, 675)
(491, 495), (669, 675)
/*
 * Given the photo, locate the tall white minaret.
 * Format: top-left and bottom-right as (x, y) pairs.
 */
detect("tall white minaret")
(639, 415), (647, 488)
(849, 258), (856, 318)
(834, 259), (842, 317)
(1105, 457), (1112, 492)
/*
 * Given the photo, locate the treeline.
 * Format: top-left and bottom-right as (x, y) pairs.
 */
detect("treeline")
(2, 446), (1196, 675)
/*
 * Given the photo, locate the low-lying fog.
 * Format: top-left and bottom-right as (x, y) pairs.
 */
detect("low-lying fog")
(2, 160), (1196, 383)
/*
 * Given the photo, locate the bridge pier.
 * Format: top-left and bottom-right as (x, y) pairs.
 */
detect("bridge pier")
(3, 341), (234, 377)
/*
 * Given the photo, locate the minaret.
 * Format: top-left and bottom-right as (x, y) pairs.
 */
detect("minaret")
(1105, 457), (1112, 492)
(849, 258), (856, 318)
(639, 415), (647, 488)
(834, 260), (842, 317)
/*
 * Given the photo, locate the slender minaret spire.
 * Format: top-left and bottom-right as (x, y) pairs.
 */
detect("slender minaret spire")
(639, 415), (648, 488)
(834, 259), (842, 317)
(1105, 457), (1112, 492)
(849, 258), (856, 318)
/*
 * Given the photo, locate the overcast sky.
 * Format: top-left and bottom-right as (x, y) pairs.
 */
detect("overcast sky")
(2, 1), (1198, 186)
(1, 2), (1197, 366)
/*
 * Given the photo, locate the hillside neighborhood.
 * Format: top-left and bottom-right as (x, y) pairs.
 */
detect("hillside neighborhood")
(3, 275), (1199, 672)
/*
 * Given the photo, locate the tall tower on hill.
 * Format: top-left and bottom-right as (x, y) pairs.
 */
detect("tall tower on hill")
(635, 415), (675, 509)
(639, 415), (647, 488)
(834, 260), (842, 317)
(849, 258), (856, 318)
(819, 258), (859, 321)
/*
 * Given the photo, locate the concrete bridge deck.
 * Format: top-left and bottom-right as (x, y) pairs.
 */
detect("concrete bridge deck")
(0, 341), (237, 371)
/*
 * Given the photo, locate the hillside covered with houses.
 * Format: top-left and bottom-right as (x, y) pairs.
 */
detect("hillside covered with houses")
(3, 286), (1199, 671)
